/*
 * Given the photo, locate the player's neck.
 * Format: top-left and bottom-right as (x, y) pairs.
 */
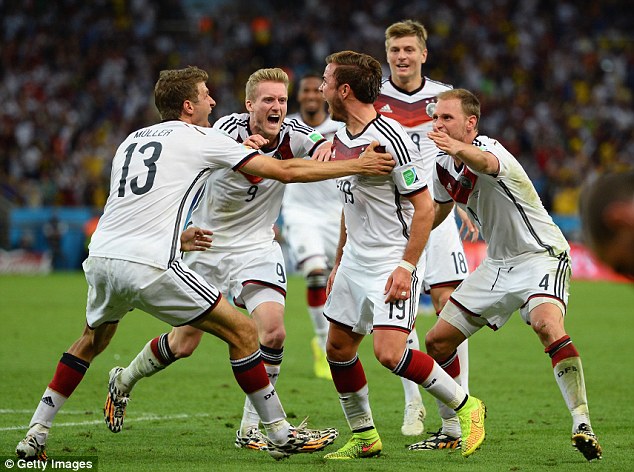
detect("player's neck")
(392, 75), (423, 93)
(345, 105), (377, 135)
(300, 109), (327, 128)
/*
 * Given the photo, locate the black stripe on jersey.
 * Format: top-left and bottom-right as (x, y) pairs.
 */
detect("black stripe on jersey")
(169, 169), (211, 264)
(497, 180), (555, 256)
(171, 260), (220, 306)
(217, 115), (248, 136)
(374, 115), (412, 167)
(394, 189), (410, 240)
(285, 118), (314, 135)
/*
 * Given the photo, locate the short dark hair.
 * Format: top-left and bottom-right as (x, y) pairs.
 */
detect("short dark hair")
(154, 66), (208, 120)
(325, 50), (382, 104)
(580, 171), (634, 247)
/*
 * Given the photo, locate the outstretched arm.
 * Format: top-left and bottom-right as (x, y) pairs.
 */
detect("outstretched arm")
(240, 140), (395, 183)
(428, 130), (499, 175)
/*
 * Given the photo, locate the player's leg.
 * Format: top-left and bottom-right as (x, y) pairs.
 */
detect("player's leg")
(323, 322), (381, 459)
(104, 325), (204, 432)
(528, 301), (601, 461)
(400, 328), (426, 436)
(375, 326), (485, 458)
(237, 294), (286, 448)
(193, 296), (337, 457)
(16, 322), (118, 460)
(117, 325), (203, 392)
(305, 267), (331, 379)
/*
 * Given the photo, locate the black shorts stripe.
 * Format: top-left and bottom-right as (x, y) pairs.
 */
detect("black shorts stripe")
(171, 260), (219, 306)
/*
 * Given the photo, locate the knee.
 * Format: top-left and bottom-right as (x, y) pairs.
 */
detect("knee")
(259, 325), (286, 350)
(425, 330), (449, 361)
(373, 346), (403, 371)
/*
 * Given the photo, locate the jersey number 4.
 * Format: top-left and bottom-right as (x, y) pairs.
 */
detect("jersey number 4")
(118, 141), (162, 197)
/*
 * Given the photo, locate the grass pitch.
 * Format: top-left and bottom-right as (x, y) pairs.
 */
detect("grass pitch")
(1, 273), (633, 471)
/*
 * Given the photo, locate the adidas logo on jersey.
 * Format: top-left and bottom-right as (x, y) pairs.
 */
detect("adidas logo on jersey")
(41, 396), (55, 408)
(447, 183), (453, 192)
(379, 104), (393, 113)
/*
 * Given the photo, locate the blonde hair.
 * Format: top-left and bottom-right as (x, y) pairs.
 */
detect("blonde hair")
(385, 20), (428, 51)
(154, 66), (208, 120)
(245, 68), (289, 101)
(437, 88), (481, 129)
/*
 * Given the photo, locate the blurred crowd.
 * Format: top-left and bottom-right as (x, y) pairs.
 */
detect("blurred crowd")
(1, 0), (632, 216)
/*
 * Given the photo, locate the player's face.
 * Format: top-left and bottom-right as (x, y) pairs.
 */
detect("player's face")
(432, 98), (473, 143)
(190, 82), (216, 127)
(246, 81), (288, 141)
(297, 77), (325, 116)
(386, 35), (427, 87)
(320, 64), (347, 123)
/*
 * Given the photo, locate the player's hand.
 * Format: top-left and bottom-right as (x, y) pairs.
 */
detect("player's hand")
(180, 226), (213, 252)
(358, 141), (395, 176)
(427, 130), (464, 156)
(311, 141), (333, 162)
(384, 266), (412, 303)
(456, 207), (479, 242)
(243, 134), (269, 150)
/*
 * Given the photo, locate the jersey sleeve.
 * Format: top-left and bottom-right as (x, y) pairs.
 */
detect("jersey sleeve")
(287, 118), (327, 157)
(202, 128), (258, 170)
(388, 127), (429, 196)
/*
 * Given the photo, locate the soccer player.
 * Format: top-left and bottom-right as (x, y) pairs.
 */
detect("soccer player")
(281, 73), (344, 380)
(374, 19), (476, 441)
(318, 50), (486, 460)
(104, 68), (390, 452)
(579, 171), (634, 279)
(418, 88), (602, 462)
(15, 66), (394, 462)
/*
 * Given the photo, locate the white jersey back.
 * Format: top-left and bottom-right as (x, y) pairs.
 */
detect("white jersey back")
(333, 114), (429, 268)
(432, 135), (569, 260)
(375, 77), (452, 171)
(189, 113), (326, 251)
(281, 113), (344, 223)
(89, 121), (257, 269)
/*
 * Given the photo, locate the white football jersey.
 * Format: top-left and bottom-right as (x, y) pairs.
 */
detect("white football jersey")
(432, 135), (569, 260)
(89, 121), (257, 269)
(188, 113), (326, 251)
(375, 77), (452, 168)
(332, 114), (429, 268)
(281, 113), (344, 223)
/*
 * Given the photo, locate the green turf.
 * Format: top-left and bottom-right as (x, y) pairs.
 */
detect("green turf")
(1, 273), (633, 471)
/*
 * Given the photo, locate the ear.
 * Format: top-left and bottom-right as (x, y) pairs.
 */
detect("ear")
(339, 84), (350, 99)
(181, 99), (195, 117)
(245, 99), (254, 112)
(466, 115), (478, 132)
(604, 201), (634, 229)
(420, 48), (428, 64)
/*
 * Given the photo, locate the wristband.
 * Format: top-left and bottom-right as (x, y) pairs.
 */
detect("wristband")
(398, 260), (416, 273)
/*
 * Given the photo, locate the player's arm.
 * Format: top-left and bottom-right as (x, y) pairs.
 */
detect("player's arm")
(327, 210), (347, 296)
(456, 206), (479, 242)
(428, 130), (499, 175)
(432, 200), (455, 229)
(240, 141), (394, 183)
(384, 188), (434, 303)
